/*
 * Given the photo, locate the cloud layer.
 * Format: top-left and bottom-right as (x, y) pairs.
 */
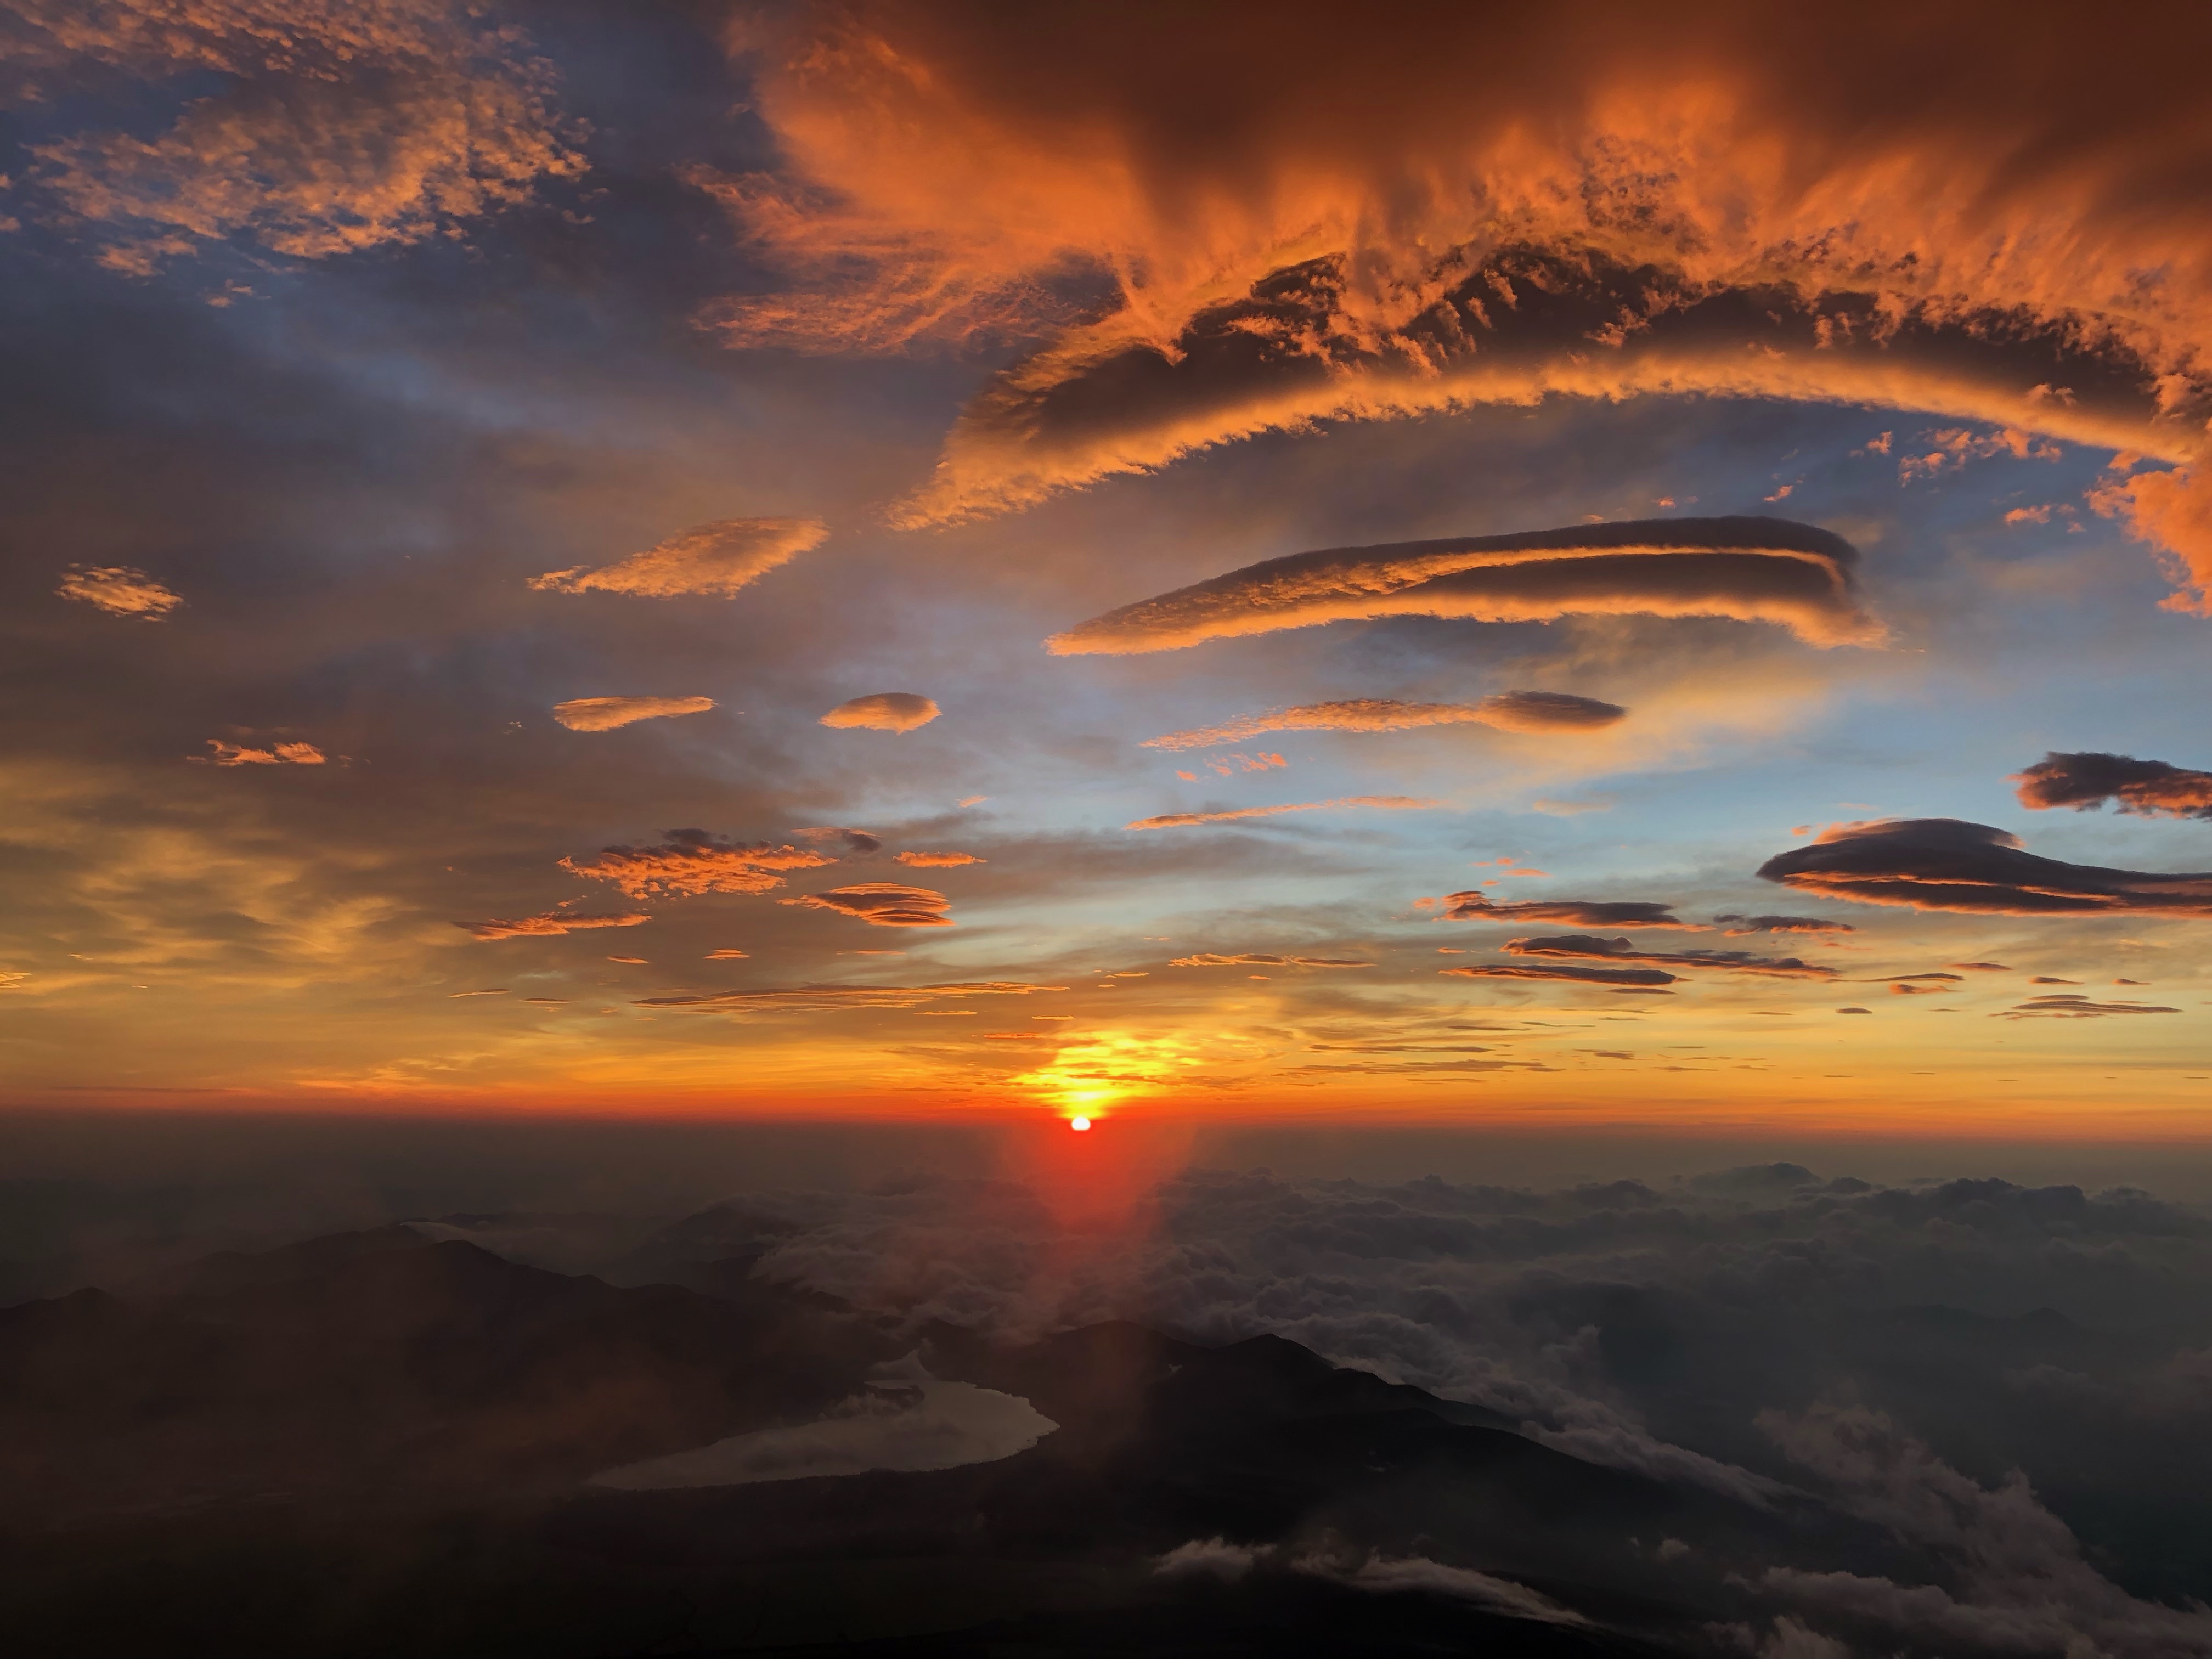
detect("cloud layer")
(640, 980), (1060, 1013)
(1048, 519), (1878, 656)
(560, 832), (834, 899)
(820, 692), (941, 732)
(1758, 819), (2212, 917)
(1500, 934), (1839, 979)
(1142, 691), (1626, 751)
(2013, 752), (2212, 821)
(551, 696), (717, 732)
(531, 519), (827, 600)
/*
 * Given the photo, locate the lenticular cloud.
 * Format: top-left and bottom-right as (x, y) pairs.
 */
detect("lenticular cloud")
(531, 518), (826, 599)
(552, 696), (716, 732)
(1143, 692), (1624, 751)
(1048, 519), (1879, 656)
(820, 692), (940, 732)
(1757, 819), (2212, 917)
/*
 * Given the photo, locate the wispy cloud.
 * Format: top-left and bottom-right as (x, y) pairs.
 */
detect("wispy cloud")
(57, 564), (182, 619)
(1170, 953), (1373, 968)
(561, 832), (834, 899)
(1440, 894), (1705, 929)
(895, 851), (984, 867)
(460, 910), (652, 941)
(1501, 934), (1840, 979)
(641, 981), (1062, 1013)
(531, 519), (827, 600)
(1128, 795), (1437, 830)
(1142, 692), (1624, 751)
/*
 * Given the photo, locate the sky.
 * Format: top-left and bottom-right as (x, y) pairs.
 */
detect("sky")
(3, 0), (2210, 1149)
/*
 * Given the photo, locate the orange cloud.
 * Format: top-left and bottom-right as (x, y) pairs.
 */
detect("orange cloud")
(701, 3), (2212, 588)
(820, 692), (940, 732)
(196, 740), (325, 767)
(1142, 691), (1624, 751)
(1127, 795), (1438, 830)
(560, 831), (834, 899)
(459, 910), (652, 941)
(640, 980), (1059, 1013)
(56, 564), (182, 619)
(894, 850), (985, 867)
(2014, 752), (2212, 821)
(1169, 953), (1373, 968)
(703, 949), (751, 960)
(1897, 425), (2060, 483)
(17, 0), (583, 267)
(1758, 819), (2212, 917)
(779, 882), (954, 927)
(532, 518), (826, 600)
(551, 696), (717, 732)
(2087, 469), (2212, 615)
(1048, 520), (1878, 656)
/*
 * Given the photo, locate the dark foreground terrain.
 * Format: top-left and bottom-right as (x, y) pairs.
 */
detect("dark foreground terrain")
(0, 1220), (2141, 1656)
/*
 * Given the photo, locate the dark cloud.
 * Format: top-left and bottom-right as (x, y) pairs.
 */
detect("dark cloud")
(2013, 752), (2212, 821)
(1757, 819), (2212, 917)
(194, 738), (326, 767)
(531, 519), (828, 600)
(459, 909), (652, 941)
(802, 826), (884, 855)
(820, 692), (940, 732)
(1441, 894), (1705, 929)
(551, 695), (716, 732)
(1442, 962), (1678, 986)
(1501, 935), (1840, 980)
(1141, 691), (1625, 752)
(1996, 995), (2181, 1020)
(560, 832), (836, 900)
(1047, 519), (1879, 656)
(1714, 913), (1857, 936)
(778, 882), (954, 927)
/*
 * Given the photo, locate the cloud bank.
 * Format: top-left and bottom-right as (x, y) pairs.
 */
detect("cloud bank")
(2013, 752), (2212, 821)
(1443, 962), (1678, 987)
(1758, 819), (2212, 917)
(531, 519), (827, 600)
(1170, 953), (1373, 968)
(1142, 691), (1627, 751)
(1048, 520), (1878, 656)
(560, 831), (834, 899)
(820, 692), (941, 732)
(551, 696), (717, 732)
(640, 980), (1061, 1013)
